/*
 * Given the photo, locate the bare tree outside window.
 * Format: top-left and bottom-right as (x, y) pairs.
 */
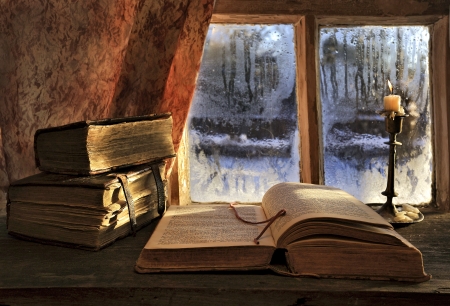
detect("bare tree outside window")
(188, 24), (300, 203)
(319, 26), (432, 205)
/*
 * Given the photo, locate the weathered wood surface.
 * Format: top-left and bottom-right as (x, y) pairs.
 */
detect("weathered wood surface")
(1, 212), (450, 305)
(432, 16), (450, 213)
(213, 0), (449, 16)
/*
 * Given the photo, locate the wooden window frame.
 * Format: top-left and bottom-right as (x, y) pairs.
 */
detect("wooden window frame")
(170, 14), (450, 213)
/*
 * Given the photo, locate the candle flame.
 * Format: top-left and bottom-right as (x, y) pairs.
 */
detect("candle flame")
(387, 80), (393, 93)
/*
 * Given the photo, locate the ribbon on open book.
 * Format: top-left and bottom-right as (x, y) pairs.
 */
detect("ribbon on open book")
(229, 202), (286, 245)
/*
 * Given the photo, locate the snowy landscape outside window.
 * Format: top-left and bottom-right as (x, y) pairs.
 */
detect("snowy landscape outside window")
(187, 24), (300, 203)
(319, 26), (433, 205)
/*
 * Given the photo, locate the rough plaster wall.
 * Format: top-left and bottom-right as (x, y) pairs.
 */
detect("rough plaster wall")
(110, 0), (190, 117)
(109, 0), (214, 174)
(0, 0), (138, 215)
(0, 0), (214, 215)
(160, 0), (215, 154)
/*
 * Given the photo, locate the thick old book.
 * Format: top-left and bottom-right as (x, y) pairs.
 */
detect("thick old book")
(34, 113), (175, 175)
(7, 163), (167, 250)
(135, 182), (430, 282)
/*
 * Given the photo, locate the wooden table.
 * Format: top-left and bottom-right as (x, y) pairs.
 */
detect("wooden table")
(1, 211), (450, 305)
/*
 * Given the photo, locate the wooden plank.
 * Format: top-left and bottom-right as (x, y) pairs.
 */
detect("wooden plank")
(432, 16), (450, 212)
(1, 287), (450, 306)
(176, 128), (191, 206)
(168, 155), (180, 206)
(211, 14), (302, 24)
(2, 213), (450, 304)
(296, 16), (322, 184)
(317, 15), (443, 26)
(213, 0), (449, 17)
(395, 210), (450, 278)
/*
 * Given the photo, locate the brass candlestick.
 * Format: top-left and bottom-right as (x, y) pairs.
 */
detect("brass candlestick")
(376, 111), (408, 220)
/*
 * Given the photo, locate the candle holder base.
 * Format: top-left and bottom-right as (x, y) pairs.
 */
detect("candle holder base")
(366, 203), (424, 226)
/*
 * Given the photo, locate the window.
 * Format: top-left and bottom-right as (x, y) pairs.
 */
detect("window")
(173, 15), (448, 211)
(187, 24), (300, 203)
(319, 26), (433, 205)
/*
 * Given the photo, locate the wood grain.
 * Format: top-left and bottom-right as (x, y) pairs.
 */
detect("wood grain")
(296, 16), (322, 184)
(1, 212), (450, 305)
(213, 0), (448, 16)
(432, 16), (450, 212)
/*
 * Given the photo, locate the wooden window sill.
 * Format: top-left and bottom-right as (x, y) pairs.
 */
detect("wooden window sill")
(1, 213), (450, 304)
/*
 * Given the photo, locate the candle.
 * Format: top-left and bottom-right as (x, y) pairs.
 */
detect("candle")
(384, 95), (401, 112)
(384, 80), (401, 112)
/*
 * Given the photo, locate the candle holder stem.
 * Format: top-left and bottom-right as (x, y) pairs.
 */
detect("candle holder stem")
(377, 115), (406, 219)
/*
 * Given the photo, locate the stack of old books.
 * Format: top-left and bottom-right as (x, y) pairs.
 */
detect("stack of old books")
(7, 113), (175, 250)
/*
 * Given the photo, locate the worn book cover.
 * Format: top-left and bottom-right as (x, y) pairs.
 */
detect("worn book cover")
(7, 163), (167, 250)
(34, 113), (176, 175)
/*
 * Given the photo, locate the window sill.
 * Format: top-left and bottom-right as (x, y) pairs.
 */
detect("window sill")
(1, 213), (449, 304)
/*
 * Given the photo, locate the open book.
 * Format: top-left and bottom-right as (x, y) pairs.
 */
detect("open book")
(135, 183), (430, 282)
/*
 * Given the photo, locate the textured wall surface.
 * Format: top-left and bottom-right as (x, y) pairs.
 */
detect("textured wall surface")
(0, 0), (138, 214)
(0, 0), (214, 214)
(110, 0), (214, 153)
(110, 0), (190, 117)
(159, 0), (215, 153)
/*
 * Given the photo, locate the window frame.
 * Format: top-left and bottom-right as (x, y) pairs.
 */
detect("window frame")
(205, 14), (321, 185)
(169, 14), (450, 213)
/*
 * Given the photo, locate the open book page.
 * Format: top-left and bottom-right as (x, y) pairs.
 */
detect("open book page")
(261, 183), (393, 243)
(143, 204), (276, 250)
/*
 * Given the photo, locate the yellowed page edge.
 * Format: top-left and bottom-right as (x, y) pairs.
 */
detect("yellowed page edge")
(144, 204), (276, 249)
(262, 183), (392, 243)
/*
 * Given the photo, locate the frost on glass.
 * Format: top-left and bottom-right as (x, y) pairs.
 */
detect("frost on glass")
(188, 24), (299, 203)
(319, 26), (432, 205)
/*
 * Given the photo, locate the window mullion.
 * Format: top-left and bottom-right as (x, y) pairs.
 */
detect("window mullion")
(432, 16), (450, 212)
(296, 15), (322, 184)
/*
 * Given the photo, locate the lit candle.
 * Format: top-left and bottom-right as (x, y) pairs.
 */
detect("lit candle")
(384, 80), (401, 112)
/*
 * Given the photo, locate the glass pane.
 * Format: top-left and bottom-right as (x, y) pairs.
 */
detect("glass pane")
(319, 26), (432, 205)
(188, 24), (300, 203)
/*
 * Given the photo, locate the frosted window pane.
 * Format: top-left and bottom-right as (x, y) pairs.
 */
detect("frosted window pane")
(188, 24), (300, 203)
(319, 26), (432, 205)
